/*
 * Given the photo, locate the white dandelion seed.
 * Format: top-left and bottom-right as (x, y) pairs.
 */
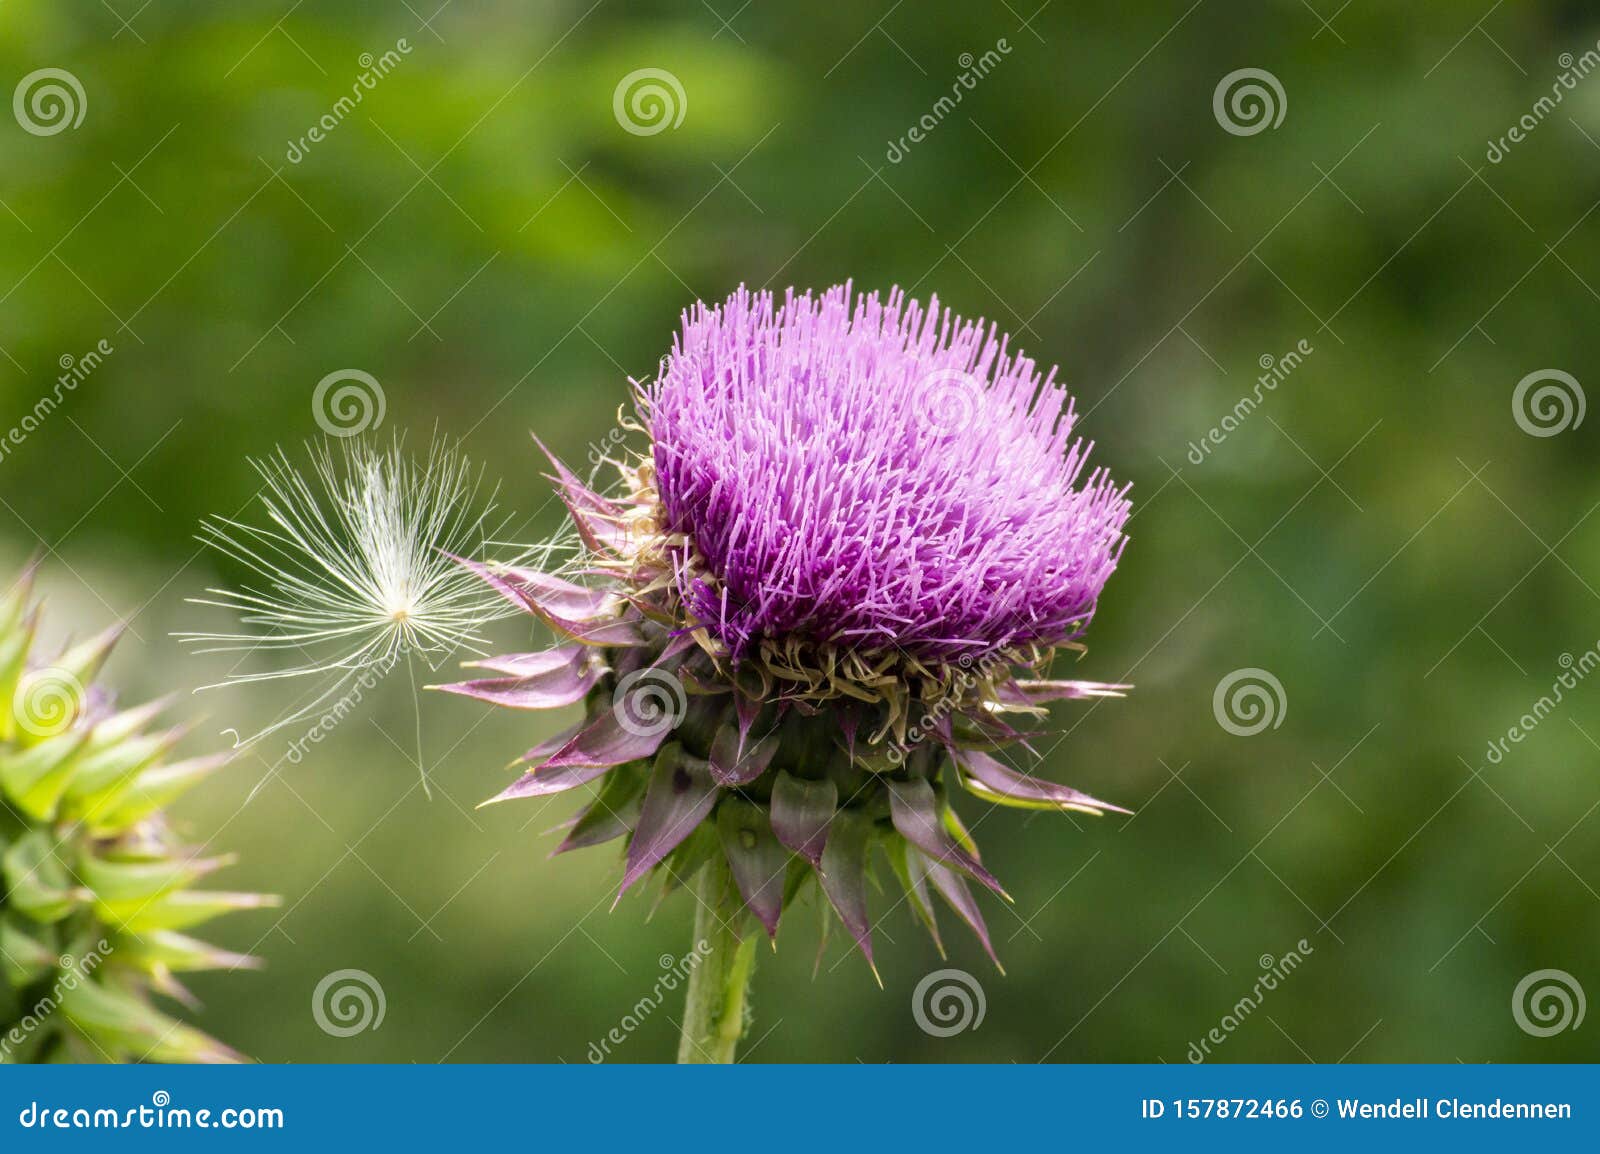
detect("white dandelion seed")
(179, 435), (571, 764)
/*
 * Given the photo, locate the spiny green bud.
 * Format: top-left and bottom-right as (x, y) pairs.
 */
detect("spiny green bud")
(0, 565), (277, 1064)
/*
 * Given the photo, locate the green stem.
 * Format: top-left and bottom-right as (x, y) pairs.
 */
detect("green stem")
(676, 854), (758, 1064)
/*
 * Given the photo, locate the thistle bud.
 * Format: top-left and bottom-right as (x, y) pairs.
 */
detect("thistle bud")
(0, 566), (275, 1064)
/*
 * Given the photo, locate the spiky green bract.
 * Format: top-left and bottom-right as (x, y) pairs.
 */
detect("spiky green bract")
(0, 567), (276, 1064)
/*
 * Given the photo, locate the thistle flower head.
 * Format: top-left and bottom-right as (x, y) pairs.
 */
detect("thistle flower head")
(1, 565), (275, 1063)
(649, 283), (1129, 663)
(181, 435), (542, 745)
(439, 284), (1133, 969)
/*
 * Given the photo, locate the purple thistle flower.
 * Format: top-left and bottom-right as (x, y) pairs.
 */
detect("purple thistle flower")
(436, 283), (1133, 1046)
(648, 284), (1129, 663)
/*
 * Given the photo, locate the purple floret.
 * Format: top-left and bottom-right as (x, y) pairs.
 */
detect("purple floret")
(644, 283), (1131, 663)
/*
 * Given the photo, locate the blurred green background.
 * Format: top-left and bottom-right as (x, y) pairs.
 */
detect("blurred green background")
(2, 1), (1598, 1063)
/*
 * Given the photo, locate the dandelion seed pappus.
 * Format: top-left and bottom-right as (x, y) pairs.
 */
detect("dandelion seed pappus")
(178, 434), (559, 751)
